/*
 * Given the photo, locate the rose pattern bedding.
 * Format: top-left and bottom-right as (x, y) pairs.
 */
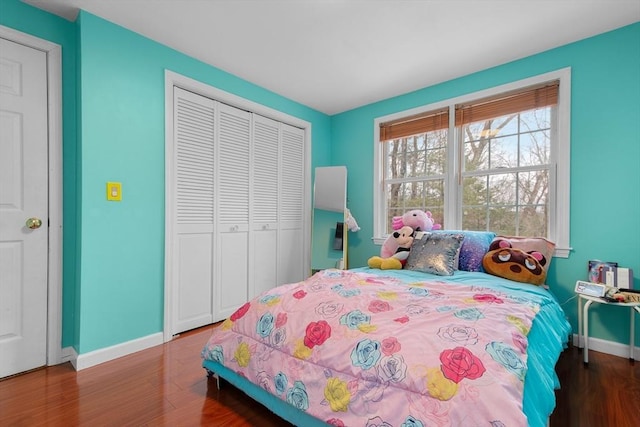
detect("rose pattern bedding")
(202, 269), (558, 427)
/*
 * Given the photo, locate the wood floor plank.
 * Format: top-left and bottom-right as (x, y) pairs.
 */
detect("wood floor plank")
(1, 325), (638, 427)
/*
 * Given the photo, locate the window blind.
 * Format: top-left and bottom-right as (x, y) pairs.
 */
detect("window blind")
(379, 81), (559, 142)
(455, 81), (559, 125)
(379, 108), (449, 141)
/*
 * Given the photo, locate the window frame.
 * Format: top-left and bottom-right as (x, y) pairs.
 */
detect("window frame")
(373, 68), (572, 258)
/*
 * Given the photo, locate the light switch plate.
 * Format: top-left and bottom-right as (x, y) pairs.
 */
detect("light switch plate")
(107, 182), (122, 201)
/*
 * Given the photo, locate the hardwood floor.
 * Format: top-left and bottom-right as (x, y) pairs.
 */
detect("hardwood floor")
(551, 341), (640, 427)
(1, 325), (638, 427)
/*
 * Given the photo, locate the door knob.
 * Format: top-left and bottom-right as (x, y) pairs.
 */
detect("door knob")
(26, 217), (43, 229)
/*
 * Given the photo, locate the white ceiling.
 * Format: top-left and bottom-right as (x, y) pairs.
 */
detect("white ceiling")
(22, 0), (640, 115)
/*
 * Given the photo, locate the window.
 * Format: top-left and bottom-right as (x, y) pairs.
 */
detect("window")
(374, 69), (571, 257)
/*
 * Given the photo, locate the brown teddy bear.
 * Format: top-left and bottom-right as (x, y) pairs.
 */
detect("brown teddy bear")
(368, 226), (415, 270)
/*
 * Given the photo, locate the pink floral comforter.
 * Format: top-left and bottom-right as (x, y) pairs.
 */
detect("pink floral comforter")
(202, 269), (541, 427)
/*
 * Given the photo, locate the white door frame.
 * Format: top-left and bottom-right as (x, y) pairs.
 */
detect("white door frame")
(0, 25), (63, 366)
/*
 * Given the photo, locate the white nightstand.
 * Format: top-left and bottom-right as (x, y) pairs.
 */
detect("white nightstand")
(577, 293), (640, 364)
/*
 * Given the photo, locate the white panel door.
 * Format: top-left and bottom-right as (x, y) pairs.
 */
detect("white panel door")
(0, 38), (48, 378)
(251, 115), (279, 298)
(278, 124), (305, 285)
(172, 88), (215, 333)
(215, 103), (251, 320)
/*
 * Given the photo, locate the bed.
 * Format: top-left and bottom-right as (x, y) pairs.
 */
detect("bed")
(202, 233), (571, 427)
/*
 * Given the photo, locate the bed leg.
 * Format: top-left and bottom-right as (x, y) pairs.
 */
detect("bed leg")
(205, 369), (221, 390)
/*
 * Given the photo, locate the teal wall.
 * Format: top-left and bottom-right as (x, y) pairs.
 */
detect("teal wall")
(73, 12), (331, 353)
(3, 0), (638, 354)
(334, 23), (640, 346)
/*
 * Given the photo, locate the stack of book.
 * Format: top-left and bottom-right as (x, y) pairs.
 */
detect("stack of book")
(588, 260), (634, 289)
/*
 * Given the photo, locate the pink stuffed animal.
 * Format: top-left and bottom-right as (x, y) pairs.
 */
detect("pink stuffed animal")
(391, 209), (441, 231)
(381, 210), (441, 258)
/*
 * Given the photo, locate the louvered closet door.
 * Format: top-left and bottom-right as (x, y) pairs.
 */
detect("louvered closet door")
(215, 103), (251, 320)
(251, 115), (279, 297)
(172, 88), (215, 333)
(279, 124), (306, 285)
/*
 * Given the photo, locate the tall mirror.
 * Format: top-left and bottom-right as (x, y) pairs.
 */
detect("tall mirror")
(312, 166), (347, 273)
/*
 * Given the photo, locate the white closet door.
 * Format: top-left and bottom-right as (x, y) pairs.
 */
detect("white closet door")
(251, 115), (279, 297)
(216, 103), (251, 320)
(172, 87), (215, 333)
(278, 123), (306, 285)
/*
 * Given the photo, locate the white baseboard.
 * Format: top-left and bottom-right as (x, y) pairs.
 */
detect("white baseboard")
(572, 333), (639, 360)
(60, 346), (77, 365)
(71, 333), (164, 371)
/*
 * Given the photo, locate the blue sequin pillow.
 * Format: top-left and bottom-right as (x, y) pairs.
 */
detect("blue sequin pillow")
(432, 230), (496, 272)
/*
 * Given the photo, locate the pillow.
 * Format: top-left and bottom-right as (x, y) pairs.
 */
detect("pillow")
(432, 230), (496, 272)
(494, 236), (555, 274)
(406, 233), (464, 276)
(482, 237), (555, 286)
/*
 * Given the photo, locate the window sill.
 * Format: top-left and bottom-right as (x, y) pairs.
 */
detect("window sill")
(372, 237), (386, 246)
(554, 247), (572, 259)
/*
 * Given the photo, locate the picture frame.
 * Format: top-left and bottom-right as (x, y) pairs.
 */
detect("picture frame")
(587, 260), (618, 284)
